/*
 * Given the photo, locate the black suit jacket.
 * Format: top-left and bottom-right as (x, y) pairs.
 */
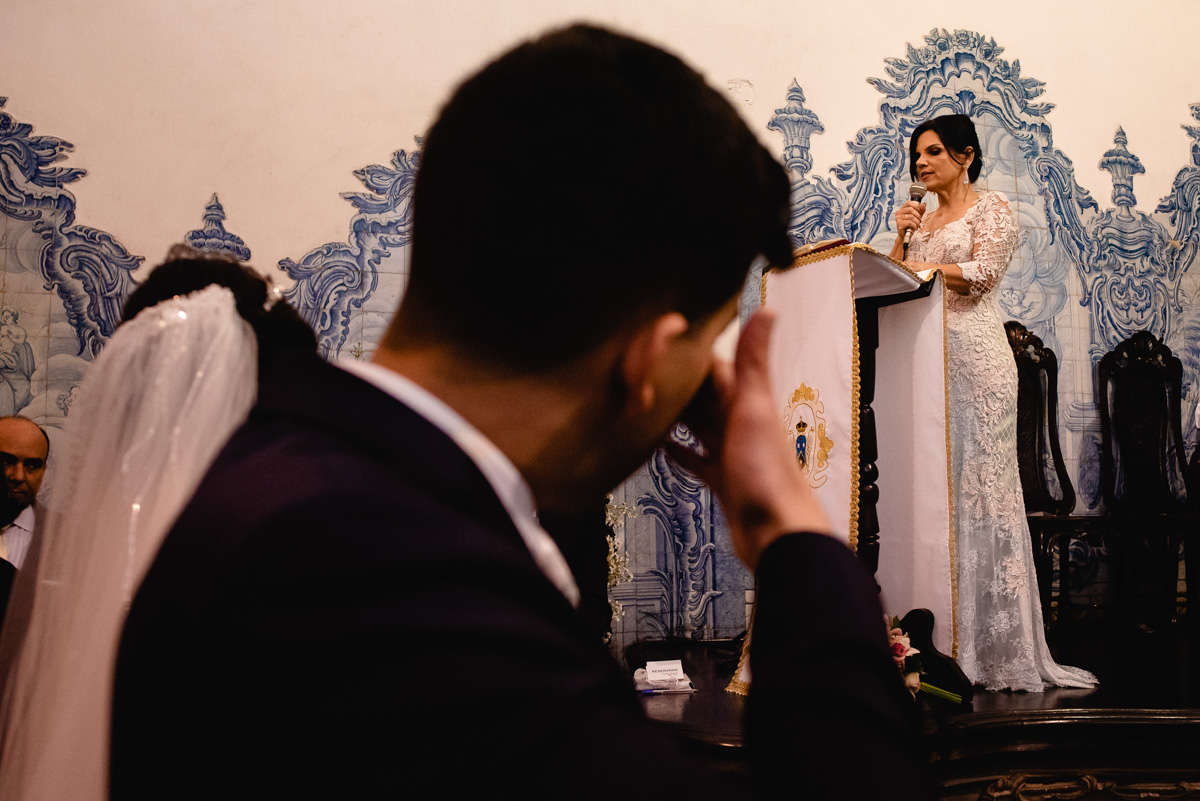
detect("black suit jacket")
(112, 353), (931, 800)
(0, 557), (15, 638)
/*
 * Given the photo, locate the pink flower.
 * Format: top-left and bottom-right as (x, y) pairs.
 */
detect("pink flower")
(887, 628), (919, 670)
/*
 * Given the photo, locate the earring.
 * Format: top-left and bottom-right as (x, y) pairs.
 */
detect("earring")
(963, 171), (969, 185)
(262, 276), (285, 311)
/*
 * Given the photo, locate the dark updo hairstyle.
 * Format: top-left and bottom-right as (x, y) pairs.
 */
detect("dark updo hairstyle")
(119, 246), (317, 373)
(909, 114), (983, 183)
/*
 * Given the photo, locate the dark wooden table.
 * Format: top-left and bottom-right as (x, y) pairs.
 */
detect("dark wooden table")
(627, 638), (748, 769)
(628, 629), (1200, 799)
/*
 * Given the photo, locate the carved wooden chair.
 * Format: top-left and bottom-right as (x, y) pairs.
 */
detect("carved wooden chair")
(1190, 440), (1200, 512)
(1006, 322), (1076, 515)
(1005, 322), (1088, 621)
(1097, 331), (1195, 626)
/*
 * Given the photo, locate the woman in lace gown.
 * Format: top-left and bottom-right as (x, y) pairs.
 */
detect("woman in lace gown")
(891, 115), (1097, 692)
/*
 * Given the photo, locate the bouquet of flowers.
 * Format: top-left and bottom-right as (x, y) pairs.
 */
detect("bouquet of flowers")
(888, 617), (963, 704)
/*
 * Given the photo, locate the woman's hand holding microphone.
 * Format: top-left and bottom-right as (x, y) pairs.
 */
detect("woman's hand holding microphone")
(895, 200), (926, 245)
(889, 197), (928, 266)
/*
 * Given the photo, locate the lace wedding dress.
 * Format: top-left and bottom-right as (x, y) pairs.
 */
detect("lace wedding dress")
(909, 191), (1097, 691)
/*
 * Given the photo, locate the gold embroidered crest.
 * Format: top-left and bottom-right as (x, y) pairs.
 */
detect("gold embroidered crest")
(784, 383), (834, 488)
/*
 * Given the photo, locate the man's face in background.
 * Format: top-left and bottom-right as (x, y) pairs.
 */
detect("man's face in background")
(0, 418), (47, 507)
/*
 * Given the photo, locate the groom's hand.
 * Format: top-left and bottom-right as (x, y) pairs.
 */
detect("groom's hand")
(667, 308), (831, 570)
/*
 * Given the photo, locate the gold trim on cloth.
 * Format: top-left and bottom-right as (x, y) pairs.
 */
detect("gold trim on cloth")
(940, 277), (959, 658)
(762, 243), (860, 305)
(847, 250), (862, 553)
(725, 616), (753, 696)
(763, 242), (921, 280)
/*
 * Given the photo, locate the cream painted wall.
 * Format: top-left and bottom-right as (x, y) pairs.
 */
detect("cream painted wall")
(3, 0), (1198, 271)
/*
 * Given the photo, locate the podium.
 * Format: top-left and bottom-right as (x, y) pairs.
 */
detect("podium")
(728, 244), (955, 693)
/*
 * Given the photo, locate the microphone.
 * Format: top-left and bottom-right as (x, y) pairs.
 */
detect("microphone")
(902, 181), (927, 250)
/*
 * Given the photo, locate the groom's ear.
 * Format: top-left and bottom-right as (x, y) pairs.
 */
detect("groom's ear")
(618, 312), (690, 414)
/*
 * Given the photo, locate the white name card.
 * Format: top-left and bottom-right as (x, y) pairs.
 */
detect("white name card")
(644, 659), (687, 683)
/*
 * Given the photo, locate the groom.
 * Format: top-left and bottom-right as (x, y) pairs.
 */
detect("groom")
(112, 24), (930, 800)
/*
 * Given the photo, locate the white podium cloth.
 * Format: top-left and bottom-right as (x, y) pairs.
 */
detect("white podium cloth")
(728, 245), (955, 693)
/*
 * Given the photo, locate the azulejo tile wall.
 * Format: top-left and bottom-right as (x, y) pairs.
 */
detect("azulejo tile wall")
(1, 29), (1197, 650)
(0, 97), (141, 442)
(756, 29), (1200, 521)
(280, 144), (419, 361)
(185, 194), (251, 262)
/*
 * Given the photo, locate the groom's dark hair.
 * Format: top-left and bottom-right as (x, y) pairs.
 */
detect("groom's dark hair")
(387, 23), (792, 371)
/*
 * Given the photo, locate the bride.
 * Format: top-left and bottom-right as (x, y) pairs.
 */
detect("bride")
(892, 114), (1097, 692)
(0, 245), (315, 800)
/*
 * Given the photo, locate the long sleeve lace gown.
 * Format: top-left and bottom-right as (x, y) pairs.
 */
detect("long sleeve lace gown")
(908, 190), (1098, 692)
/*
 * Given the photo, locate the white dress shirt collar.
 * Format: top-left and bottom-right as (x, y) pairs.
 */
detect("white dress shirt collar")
(1, 505), (36, 569)
(337, 358), (580, 608)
